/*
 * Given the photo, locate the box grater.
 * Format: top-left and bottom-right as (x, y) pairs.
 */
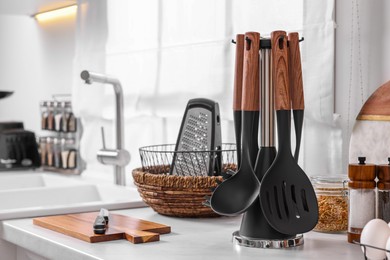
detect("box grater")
(170, 98), (222, 176)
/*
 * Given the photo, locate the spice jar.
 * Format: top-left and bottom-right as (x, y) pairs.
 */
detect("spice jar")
(311, 175), (348, 233)
(347, 157), (376, 243)
(53, 138), (62, 168)
(60, 138), (77, 169)
(46, 137), (54, 167)
(39, 137), (47, 166)
(61, 101), (72, 132)
(46, 101), (55, 131)
(54, 102), (63, 132)
(40, 101), (49, 130)
(377, 158), (390, 222)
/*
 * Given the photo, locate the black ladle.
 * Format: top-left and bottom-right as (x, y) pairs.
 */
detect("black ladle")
(210, 32), (261, 216)
(259, 31), (318, 235)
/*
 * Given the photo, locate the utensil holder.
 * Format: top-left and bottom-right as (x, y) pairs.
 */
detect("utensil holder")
(213, 33), (313, 248)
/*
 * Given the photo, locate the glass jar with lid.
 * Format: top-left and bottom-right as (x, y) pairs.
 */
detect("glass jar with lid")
(311, 175), (348, 233)
(40, 101), (49, 130)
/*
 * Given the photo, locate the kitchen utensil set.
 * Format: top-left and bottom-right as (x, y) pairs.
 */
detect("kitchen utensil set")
(208, 30), (318, 240)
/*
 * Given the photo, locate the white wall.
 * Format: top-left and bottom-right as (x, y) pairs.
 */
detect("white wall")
(0, 14), (76, 134)
(335, 0), (390, 170)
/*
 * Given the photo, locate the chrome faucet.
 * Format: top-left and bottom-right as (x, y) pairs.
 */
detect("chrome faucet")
(80, 70), (130, 186)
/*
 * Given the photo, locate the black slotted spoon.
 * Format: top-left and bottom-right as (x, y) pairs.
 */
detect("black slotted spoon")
(259, 31), (318, 235)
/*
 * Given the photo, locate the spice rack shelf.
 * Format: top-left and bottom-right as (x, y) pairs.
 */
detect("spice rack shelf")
(39, 99), (85, 175)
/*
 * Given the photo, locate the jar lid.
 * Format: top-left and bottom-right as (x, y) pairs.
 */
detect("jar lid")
(40, 101), (48, 107)
(348, 157), (376, 181)
(378, 159), (390, 181)
(311, 175), (348, 190)
(61, 101), (72, 108)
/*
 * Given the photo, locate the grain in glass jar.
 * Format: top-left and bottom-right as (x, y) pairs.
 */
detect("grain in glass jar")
(311, 175), (348, 233)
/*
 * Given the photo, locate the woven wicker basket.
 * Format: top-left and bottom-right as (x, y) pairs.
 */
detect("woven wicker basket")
(134, 144), (237, 217)
(132, 167), (224, 217)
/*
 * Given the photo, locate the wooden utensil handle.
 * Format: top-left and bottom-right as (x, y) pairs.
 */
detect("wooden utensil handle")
(271, 31), (290, 111)
(233, 34), (245, 111)
(242, 32), (260, 111)
(288, 32), (304, 110)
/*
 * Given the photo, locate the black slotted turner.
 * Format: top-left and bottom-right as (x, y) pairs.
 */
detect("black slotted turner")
(259, 31), (318, 235)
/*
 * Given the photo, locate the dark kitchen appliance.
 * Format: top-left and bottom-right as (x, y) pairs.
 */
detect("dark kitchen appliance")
(0, 122), (41, 170)
(0, 91), (13, 99)
(170, 98), (222, 176)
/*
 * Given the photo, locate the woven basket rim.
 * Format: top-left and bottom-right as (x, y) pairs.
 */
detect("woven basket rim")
(132, 167), (222, 180)
(138, 143), (236, 154)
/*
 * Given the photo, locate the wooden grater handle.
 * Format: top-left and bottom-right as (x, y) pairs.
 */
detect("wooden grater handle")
(271, 31), (290, 111)
(242, 32), (260, 111)
(233, 34), (245, 111)
(288, 32), (304, 110)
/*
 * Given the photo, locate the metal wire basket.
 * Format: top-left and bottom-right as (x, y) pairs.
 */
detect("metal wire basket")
(139, 143), (237, 176)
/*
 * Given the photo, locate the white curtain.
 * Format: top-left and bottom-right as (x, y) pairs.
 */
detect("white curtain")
(302, 0), (341, 176)
(336, 0), (390, 168)
(73, 0), (339, 185)
(72, 0), (113, 177)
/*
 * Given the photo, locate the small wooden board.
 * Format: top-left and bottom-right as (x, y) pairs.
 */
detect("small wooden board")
(33, 212), (171, 244)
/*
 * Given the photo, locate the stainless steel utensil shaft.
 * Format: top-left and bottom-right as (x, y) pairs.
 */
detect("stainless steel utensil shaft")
(260, 48), (274, 147)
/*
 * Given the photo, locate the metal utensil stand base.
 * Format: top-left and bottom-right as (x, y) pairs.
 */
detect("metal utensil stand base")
(232, 231), (304, 248)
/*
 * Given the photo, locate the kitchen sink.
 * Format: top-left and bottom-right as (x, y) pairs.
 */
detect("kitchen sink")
(0, 172), (83, 191)
(0, 171), (146, 220)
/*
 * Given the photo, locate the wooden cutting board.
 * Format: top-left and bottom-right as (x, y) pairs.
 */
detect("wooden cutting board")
(33, 212), (171, 244)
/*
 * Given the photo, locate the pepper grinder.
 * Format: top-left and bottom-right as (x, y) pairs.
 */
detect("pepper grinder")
(347, 157), (376, 243)
(377, 158), (390, 222)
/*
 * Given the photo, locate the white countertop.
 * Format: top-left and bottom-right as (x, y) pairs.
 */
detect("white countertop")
(0, 207), (362, 260)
